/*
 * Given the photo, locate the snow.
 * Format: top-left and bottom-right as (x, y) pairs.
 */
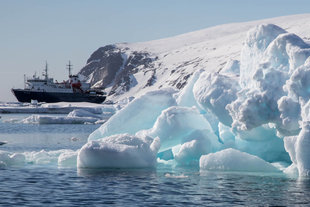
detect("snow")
(199, 148), (280, 173)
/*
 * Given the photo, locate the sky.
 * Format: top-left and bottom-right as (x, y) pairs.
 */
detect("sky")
(1, 0), (310, 101)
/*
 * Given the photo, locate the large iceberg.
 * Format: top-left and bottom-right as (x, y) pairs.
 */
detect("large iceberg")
(75, 23), (310, 176)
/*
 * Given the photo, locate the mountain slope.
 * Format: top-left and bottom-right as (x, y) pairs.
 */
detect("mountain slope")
(78, 14), (310, 102)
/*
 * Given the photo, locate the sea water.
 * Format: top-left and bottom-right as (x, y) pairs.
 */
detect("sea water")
(0, 114), (310, 206)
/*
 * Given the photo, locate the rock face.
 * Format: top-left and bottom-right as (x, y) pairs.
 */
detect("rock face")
(79, 45), (125, 90)
(79, 45), (156, 96)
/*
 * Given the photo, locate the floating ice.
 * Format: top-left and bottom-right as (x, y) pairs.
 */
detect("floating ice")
(58, 150), (78, 168)
(77, 134), (160, 168)
(88, 88), (177, 141)
(68, 109), (103, 119)
(199, 148), (280, 173)
(21, 115), (99, 124)
(0, 151), (25, 167)
(174, 137), (213, 166)
(18, 107), (115, 125)
(24, 149), (69, 165)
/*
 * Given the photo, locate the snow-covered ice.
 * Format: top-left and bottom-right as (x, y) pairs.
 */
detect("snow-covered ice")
(77, 134), (160, 168)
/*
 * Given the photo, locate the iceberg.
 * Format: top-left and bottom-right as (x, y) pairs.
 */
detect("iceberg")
(74, 23), (310, 176)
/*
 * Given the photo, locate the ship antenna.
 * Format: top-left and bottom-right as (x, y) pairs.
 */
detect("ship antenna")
(67, 60), (73, 77)
(24, 74), (26, 88)
(44, 61), (48, 80)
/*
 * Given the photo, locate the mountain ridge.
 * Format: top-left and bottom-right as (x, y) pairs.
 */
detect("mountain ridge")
(78, 14), (310, 102)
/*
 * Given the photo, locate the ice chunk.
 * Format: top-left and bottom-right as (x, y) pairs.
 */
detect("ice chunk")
(88, 88), (177, 141)
(21, 115), (99, 124)
(138, 106), (219, 152)
(0, 151), (25, 167)
(77, 134), (160, 168)
(193, 72), (239, 126)
(24, 149), (69, 165)
(58, 150), (78, 168)
(200, 148), (280, 173)
(174, 137), (212, 166)
(68, 109), (103, 119)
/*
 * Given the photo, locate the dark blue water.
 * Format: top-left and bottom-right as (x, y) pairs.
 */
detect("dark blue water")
(1, 114), (310, 206)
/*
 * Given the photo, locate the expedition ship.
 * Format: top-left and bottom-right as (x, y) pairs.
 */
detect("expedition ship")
(12, 62), (106, 104)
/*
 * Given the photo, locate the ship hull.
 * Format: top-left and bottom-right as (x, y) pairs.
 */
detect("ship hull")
(12, 89), (106, 104)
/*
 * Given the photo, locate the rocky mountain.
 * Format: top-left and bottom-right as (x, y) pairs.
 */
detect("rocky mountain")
(78, 14), (310, 102)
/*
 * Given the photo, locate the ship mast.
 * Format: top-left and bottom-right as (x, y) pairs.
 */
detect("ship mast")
(67, 61), (73, 77)
(44, 61), (48, 81)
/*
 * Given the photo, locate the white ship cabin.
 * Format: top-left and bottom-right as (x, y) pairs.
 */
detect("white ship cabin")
(24, 62), (74, 93)
(24, 61), (92, 93)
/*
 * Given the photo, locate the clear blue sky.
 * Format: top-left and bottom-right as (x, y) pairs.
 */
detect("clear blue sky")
(1, 0), (310, 101)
